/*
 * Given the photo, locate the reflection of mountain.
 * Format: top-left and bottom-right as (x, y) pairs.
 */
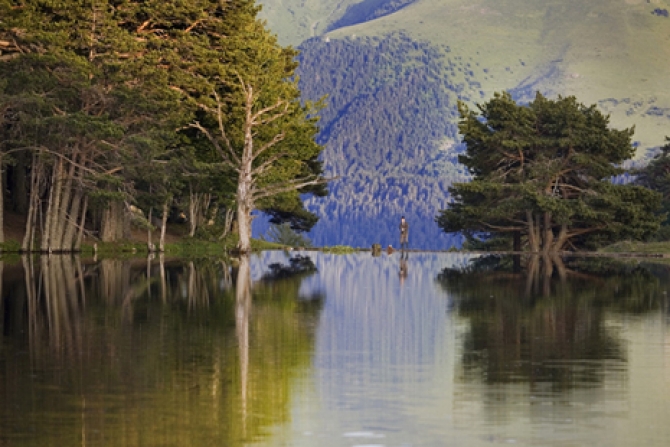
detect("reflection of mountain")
(274, 252), (468, 439)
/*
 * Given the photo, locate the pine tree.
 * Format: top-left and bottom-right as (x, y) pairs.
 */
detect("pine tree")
(437, 92), (662, 252)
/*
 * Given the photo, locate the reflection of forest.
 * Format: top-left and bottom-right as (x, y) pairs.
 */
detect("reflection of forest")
(437, 255), (669, 390)
(0, 255), (321, 446)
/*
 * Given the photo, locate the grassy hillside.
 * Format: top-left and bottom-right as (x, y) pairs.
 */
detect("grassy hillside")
(261, 0), (670, 150)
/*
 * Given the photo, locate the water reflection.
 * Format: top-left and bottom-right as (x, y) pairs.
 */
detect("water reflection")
(438, 255), (667, 389)
(399, 251), (408, 285)
(0, 254), (321, 446)
(1, 252), (669, 446)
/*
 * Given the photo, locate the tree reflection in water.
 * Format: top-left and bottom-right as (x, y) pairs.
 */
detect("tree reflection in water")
(437, 255), (668, 390)
(0, 254), (322, 446)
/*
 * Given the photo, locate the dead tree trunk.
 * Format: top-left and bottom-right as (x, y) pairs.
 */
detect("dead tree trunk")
(219, 208), (235, 240)
(189, 79), (330, 253)
(188, 188), (201, 238)
(147, 208), (155, 252)
(41, 159), (61, 252)
(22, 155), (42, 252)
(51, 157), (75, 251)
(74, 196), (88, 251)
(159, 199), (169, 252)
(0, 155), (4, 245)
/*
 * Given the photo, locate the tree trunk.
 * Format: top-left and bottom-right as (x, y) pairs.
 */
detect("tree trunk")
(100, 205), (114, 242)
(552, 223), (569, 252)
(22, 156), (41, 252)
(551, 253), (567, 282)
(236, 200), (252, 253)
(62, 186), (84, 251)
(188, 188), (199, 237)
(159, 200), (168, 252)
(527, 211), (540, 252)
(41, 160), (60, 252)
(0, 155), (4, 245)
(236, 154), (254, 253)
(220, 208), (235, 240)
(74, 196), (88, 251)
(53, 157), (76, 251)
(101, 201), (125, 242)
(513, 231), (521, 252)
(542, 212), (554, 253)
(147, 208), (154, 252)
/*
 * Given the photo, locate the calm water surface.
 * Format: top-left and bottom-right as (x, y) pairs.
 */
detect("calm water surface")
(1, 252), (669, 446)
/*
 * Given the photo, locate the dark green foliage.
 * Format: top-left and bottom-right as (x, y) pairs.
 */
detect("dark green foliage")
(437, 92), (662, 252)
(0, 0), (326, 247)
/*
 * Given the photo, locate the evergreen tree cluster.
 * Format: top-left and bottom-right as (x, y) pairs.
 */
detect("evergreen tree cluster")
(438, 92), (662, 252)
(0, 0), (326, 251)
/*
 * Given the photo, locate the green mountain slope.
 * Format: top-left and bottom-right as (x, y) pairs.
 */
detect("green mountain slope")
(262, 0), (670, 148)
(257, 0), (670, 248)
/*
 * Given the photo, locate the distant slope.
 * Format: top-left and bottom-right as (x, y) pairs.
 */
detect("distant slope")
(257, 0), (670, 248)
(325, 0), (419, 32)
(261, 0), (670, 148)
(297, 34), (467, 249)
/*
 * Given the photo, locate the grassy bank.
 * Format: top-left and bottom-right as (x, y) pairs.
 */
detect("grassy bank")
(0, 234), (287, 259)
(598, 240), (670, 255)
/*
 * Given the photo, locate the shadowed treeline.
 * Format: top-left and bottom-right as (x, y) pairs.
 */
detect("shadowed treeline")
(0, 255), (322, 446)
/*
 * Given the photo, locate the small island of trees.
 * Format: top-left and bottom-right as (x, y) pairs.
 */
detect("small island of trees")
(437, 92), (667, 253)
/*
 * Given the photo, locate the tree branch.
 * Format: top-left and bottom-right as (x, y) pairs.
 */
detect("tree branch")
(187, 121), (240, 169)
(254, 101), (290, 126)
(253, 175), (337, 201)
(481, 222), (525, 232)
(211, 89), (237, 161)
(564, 225), (606, 238)
(253, 132), (284, 159)
(184, 20), (202, 34)
(251, 150), (290, 176)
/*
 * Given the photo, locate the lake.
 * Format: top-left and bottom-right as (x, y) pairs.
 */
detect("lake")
(1, 252), (669, 446)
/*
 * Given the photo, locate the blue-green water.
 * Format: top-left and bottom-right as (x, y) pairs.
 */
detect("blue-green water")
(1, 252), (669, 446)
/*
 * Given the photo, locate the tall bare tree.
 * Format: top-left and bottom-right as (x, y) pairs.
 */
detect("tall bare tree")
(191, 80), (331, 253)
